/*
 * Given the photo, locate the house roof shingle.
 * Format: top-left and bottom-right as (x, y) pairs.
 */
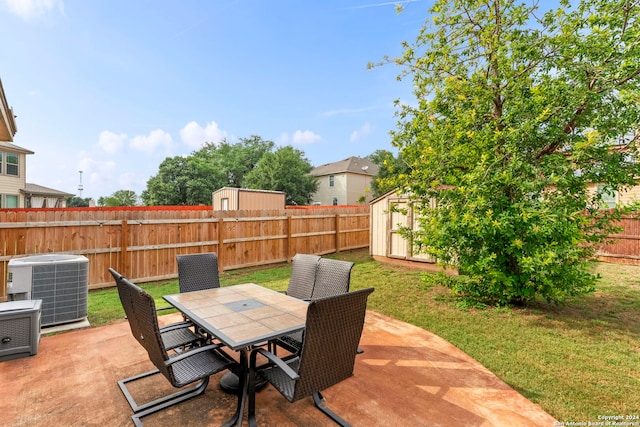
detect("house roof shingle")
(0, 140), (34, 154)
(310, 156), (379, 177)
(21, 183), (74, 197)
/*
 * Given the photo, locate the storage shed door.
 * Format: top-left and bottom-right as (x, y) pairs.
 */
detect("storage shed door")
(388, 199), (409, 258)
(387, 198), (437, 262)
(409, 211), (436, 262)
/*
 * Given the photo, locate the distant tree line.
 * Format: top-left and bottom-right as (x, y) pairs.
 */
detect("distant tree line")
(140, 135), (320, 206)
(70, 136), (404, 207)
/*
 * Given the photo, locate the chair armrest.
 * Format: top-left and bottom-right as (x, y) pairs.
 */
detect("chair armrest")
(250, 348), (300, 380)
(165, 342), (229, 366)
(159, 321), (193, 333)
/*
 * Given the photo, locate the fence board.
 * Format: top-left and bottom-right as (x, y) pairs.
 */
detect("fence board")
(4, 204), (639, 301)
(0, 206), (369, 299)
(594, 215), (640, 265)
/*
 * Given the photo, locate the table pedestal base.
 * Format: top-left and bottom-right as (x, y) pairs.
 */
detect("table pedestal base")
(220, 371), (268, 395)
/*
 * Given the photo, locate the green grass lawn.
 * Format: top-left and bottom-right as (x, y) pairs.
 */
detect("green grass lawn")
(89, 249), (640, 421)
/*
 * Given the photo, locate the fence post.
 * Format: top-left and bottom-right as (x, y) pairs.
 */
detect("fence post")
(217, 215), (224, 273)
(335, 213), (341, 252)
(287, 214), (292, 262)
(121, 219), (128, 277)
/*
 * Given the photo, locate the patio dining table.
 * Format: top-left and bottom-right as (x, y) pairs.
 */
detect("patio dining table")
(163, 283), (309, 427)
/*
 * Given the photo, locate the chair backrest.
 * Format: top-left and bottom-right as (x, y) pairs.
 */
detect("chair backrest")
(120, 275), (182, 385)
(109, 268), (143, 346)
(292, 287), (374, 402)
(287, 254), (320, 300)
(310, 258), (354, 300)
(176, 252), (220, 293)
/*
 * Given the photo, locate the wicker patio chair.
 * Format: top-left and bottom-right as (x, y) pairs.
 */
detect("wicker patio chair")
(156, 252), (221, 314)
(248, 287), (374, 427)
(112, 272), (239, 427)
(285, 253), (321, 300)
(177, 252), (221, 292)
(275, 257), (355, 355)
(311, 258), (354, 299)
(109, 268), (202, 351)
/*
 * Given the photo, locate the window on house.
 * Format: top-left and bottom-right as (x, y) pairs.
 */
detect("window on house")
(329, 175), (334, 187)
(221, 198), (229, 210)
(332, 197), (338, 206)
(4, 195), (18, 208)
(6, 152), (18, 176)
(597, 184), (617, 208)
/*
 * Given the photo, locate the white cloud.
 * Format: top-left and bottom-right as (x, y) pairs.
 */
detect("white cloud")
(118, 171), (147, 193)
(180, 120), (227, 149)
(130, 129), (174, 155)
(75, 150), (151, 199)
(2, 0), (64, 21)
(350, 122), (373, 142)
(291, 130), (321, 144)
(77, 153), (117, 196)
(97, 130), (127, 154)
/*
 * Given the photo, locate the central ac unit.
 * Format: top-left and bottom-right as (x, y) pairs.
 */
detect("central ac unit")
(7, 254), (89, 327)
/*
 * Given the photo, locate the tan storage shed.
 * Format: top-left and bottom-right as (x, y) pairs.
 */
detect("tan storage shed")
(212, 187), (286, 211)
(370, 190), (436, 263)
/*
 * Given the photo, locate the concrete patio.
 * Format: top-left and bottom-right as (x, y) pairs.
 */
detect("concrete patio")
(1, 311), (557, 426)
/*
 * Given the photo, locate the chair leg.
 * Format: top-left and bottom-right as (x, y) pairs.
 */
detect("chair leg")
(247, 364), (258, 427)
(312, 391), (351, 427)
(126, 376), (210, 426)
(118, 369), (209, 414)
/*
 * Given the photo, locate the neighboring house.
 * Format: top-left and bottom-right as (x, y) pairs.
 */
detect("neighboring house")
(0, 141), (33, 208)
(1, 78), (25, 208)
(1, 78), (73, 208)
(0, 79), (17, 143)
(22, 183), (73, 208)
(212, 187), (286, 210)
(309, 156), (379, 206)
(586, 182), (640, 209)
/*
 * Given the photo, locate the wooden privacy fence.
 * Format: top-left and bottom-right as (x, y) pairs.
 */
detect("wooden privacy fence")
(0, 205), (370, 299)
(596, 215), (640, 265)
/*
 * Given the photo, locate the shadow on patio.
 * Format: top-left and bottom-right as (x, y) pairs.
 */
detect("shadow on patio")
(1, 311), (556, 426)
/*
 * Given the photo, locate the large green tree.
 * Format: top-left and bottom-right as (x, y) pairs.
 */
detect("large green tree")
(243, 146), (318, 205)
(214, 136), (275, 187)
(99, 190), (139, 206)
(141, 156), (215, 205)
(66, 196), (91, 207)
(141, 136), (274, 205)
(381, 0), (640, 304)
(367, 149), (410, 198)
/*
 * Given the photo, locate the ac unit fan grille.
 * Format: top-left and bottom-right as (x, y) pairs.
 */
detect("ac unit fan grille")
(31, 262), (89, 327)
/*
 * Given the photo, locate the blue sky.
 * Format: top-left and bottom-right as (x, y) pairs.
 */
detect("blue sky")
(1, 0), (428, 201)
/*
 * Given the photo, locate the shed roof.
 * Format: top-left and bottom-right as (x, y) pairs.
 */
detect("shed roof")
(310, 156), (379, 177)
(212, 186), (285, 196)
(369, 188), (406, 205)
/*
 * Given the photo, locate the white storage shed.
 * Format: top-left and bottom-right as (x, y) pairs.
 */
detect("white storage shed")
(369, 190), (436, 264)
